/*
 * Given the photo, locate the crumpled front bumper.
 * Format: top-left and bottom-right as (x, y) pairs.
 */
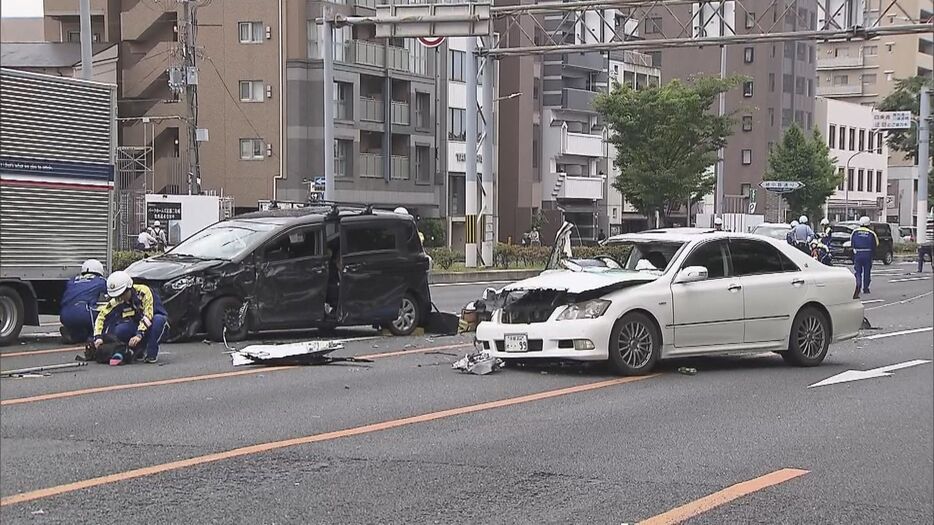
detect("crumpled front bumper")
(475, 316), (613, 361)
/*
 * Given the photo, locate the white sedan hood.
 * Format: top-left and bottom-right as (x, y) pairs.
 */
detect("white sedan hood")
(504, 269), (656, 294)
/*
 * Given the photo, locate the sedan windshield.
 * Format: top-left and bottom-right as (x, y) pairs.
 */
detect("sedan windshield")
(169, 220), (277, 260)
(606, 240), (685, 275)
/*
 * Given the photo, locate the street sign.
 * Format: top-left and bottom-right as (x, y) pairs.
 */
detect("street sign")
(872, 110), (912, 129)
(418, 36), (446, 48)
(748, 202), (757, 214)
(759, 180), (804, 193)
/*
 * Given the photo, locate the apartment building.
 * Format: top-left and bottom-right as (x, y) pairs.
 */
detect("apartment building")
(283, 1), (443, 218)
(817, 0), (933, 226)
(815, 97), (889, 221)
(41, 0), (282, 211)
(647, 0), (819, 219)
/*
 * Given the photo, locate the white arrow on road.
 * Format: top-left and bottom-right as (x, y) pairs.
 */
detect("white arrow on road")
(808, 360), (932, 388)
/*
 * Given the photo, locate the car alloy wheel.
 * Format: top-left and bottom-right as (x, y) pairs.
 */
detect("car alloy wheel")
(782, 306), (830, 367)
(618, 321), (653, 369)
(796, 316), (826, 359)
(389, 295), (419, 336)
(608, 312), (660, 376)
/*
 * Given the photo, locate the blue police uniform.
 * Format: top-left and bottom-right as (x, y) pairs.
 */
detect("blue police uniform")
(94, 284), (168, 360)
(851, 226), (878, 294)
(59, 273), (107, 342)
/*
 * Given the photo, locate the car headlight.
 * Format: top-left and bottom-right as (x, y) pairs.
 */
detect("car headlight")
(164, 275), (203, 292)
(556, 299), (611, 321)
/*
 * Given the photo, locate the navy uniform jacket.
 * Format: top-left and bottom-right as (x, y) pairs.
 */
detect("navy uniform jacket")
(850, 226), (879, 254)
(94, 284), (167, 339)
(61, 274), (107, 307)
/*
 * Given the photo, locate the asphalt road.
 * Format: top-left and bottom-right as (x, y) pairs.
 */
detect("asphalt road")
(1, 262), (931, 524)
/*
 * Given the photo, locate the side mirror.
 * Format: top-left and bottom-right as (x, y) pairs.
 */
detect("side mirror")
(674, 266), (708, 284)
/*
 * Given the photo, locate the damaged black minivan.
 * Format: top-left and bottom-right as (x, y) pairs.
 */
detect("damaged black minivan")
(125, 205), (431, 342)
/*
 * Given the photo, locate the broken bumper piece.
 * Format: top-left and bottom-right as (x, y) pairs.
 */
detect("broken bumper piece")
(230, 340), (371, 366)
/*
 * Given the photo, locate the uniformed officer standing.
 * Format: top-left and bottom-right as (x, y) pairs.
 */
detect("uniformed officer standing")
(851, 216), (878, 295)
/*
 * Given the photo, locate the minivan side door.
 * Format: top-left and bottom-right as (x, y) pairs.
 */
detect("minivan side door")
(253, 226), (328, 329)
(729, 239), (806, 344)
(338, 216), (412, 325)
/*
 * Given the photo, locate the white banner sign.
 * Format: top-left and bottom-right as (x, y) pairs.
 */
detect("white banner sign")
(872, 111), (912, 129)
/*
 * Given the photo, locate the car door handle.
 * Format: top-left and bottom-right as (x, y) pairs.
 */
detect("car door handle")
(728, 284), (742, 292)
(791, 278), (805, 286)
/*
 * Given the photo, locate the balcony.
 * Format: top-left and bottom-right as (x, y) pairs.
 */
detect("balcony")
(817, 56), (864, 70)
(562, 131), (603, 157)
(354, 0), (377, 9)
(563, 52), (604, 71)
(360, 97), (384, 122)
(391, 101), (410, 126)
(121, 0), (172, 41)
(353, 40), (409, 72)
(817, 84), (863, 97)
(360, 153), (410, 179)
(562, 88), (598, 112)
(122, 41), (172, 99)
(545, 172), (604, 201)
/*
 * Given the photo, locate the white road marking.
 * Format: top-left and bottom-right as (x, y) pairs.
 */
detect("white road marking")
(863, 327), (933, 340)
(809, 359), (932, 388)
(430, 280), (514, 288)
(888, 276), (931, 283)
(866, 291), (934, 311)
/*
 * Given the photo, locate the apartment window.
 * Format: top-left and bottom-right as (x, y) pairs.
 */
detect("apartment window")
(448, 107), (466, 141)
(837, 167), (845, 191)
(795, 110), (805, 126)
(876, 171), (883, 191)
(807, 79), (813, 97)
(240, 138), (265, 160)
(745, 12), (756, 29)
(415, 92), (430, 129)
(877, 132), (883, 152)
(847, 168), (855, 191)
(645, 17), (662, 34)
(859, 129), (866, 151)
(239, 22), (264, 43)
(741, 149), (752, 165)
(768, 107), (775, 126)
(334, 81), (351, 120)
(449, 50), (465, 82)
(862, 73), (877, 85)
(784, 42), (795, 58)
(833, 74), (849, 86)
(67, 31), (100, 43)
(806, 112), (812, 130)
(829, 125), (836, 147)
(769, 73), (775, 92)
(867, 168), (874, 192)
(783, 74), (794, 93)
(415, 146), (431, 184)
(838, 126), (847, 150)
(742, 80), (754, 97)
(864, 45), (878, 56)
(849, 127), (856, 151)
(867, 131), (875, 152)
(809, 44), (815, 63)
(742, 115), (753, 132)
(239, 80), (264, 102)
(743, 47), (754, 63)
(449, 173), (466, 216)
(796, 42), (807, 61)
(782, 109), (792, 127)
(795, 77), (805, 95)
(334, 139), (351, 178)
(857, 169), (865, 191)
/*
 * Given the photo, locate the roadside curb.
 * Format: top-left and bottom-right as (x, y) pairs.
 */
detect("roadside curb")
(429, 269), (541, 285)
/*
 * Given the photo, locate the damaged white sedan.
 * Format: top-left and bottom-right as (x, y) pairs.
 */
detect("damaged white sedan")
(475, 226), (864, 375)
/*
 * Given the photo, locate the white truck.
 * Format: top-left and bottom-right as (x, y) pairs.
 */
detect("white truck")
(0, 68), (116, 345)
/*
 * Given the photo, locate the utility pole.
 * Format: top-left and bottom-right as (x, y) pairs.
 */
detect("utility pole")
(480, 37), (494, 267)
(181, 0), (201, 195)
(322, 13), (335, 201)
(79, 0), (92, 80)
(465, 36), (479, 267)
(917, 86), (930, 246)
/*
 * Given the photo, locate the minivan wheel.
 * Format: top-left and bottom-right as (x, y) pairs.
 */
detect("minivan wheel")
(781, 306), (830, 367)
(387, 294), (420, 336)
(882, 250), (894, 265)
(607, 312), (660, 376)
(205, 296), (249, 342)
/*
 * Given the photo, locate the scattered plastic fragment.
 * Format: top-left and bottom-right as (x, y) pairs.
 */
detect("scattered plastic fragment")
(229, 340), (372, 367)
(452, 350), (503, 375)
(677, 367), (698, 375)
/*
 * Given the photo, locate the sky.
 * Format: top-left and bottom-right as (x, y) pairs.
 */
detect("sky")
(1, 0), (43, 18)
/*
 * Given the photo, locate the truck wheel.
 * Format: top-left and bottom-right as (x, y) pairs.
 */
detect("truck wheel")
(0, 286), (25, 346)
(205, 297), (249, 342)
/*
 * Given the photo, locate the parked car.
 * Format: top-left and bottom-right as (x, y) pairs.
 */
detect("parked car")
(126, 205), (431, 342)
(827, 221), (895, 265)
(752, 222), (791, 241)
(475, 228), (863, 375)
(899, 226), (916, 243)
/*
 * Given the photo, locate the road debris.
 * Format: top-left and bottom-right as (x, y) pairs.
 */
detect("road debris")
(0, 362), (88, 378)
(677, 367), (698, 375)
(229, 340), (373, 367)
(452, 350), (503, 375)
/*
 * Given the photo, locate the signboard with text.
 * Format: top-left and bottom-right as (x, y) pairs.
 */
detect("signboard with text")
(872, 111), (912, 129)
(760, 180), (804, 193)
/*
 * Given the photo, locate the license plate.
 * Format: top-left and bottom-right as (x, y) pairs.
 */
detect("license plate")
(504, 334), (529, 353)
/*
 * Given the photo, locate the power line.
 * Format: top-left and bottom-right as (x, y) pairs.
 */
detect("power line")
(201, 54), (264, 140)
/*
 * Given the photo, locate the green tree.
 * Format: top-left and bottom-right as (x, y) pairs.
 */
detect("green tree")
(765, 125), (839, 220)
(876, 76), (933, 206)
(595, 76), (741, 226)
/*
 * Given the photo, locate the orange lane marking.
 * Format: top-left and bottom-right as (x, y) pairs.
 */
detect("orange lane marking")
(0, 373), (657, 507)
(638, 468), (810, 525)
(0, 346), (82, 358)
(0, 343), (471, 407)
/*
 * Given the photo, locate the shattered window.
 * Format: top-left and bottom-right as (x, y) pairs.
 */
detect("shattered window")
(344, 226), (397, 254)
(171, 220), (277, 260)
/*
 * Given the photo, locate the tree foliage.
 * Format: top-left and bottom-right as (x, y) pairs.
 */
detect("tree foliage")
(765, 125), (839, 220)
(595, 76), (741, 226)
(877, 76), (933, 206)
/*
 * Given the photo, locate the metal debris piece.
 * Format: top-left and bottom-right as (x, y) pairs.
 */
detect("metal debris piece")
(229, 340), (372, 367)
(677, 367), (698, 375)
(0, 362), (88, 378)
(452, 350), (503, 375)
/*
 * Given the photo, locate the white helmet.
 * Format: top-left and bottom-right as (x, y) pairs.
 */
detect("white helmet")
(798, 215), (808, 224)
(393, 207), (409, 216)
(859, 216), (871, 226)
(820, 218), (830, 226)
(790, 220), (799, 228)
(81, 259), (104, 276)
(714, 217), (723, 225)
(152, 220), (161, 228)
(106, 271), (133, 298)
